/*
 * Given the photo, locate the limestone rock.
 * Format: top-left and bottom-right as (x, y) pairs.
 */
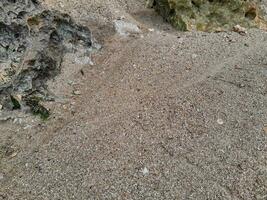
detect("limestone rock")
(114, 20), (141, 36)
(153, 0), (267, 31)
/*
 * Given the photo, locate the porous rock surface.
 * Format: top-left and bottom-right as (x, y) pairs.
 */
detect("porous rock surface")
(153, 0), (267, 31)
(0, 0), (92, 114)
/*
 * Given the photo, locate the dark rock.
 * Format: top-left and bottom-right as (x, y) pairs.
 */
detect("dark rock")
(0, 0), (92, 116)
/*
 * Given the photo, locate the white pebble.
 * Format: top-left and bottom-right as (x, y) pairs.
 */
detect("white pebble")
(217, 118), (224, 125)
(141, 167), (149, 175)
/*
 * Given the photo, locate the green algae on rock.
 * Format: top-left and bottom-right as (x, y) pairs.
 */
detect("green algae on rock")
(153, 0), (267, 31)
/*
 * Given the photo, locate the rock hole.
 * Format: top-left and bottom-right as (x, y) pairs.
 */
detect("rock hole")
(245, 8), (257, 20)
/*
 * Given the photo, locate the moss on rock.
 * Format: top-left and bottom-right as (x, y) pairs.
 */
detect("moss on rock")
(153, 0), (267, 31)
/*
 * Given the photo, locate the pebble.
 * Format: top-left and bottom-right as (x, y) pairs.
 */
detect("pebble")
(74, 56), (93, 65)
(192, 54), (198, 59)
(59, 2), (64, 8)
(141, 167), (149, 176)
(10, 151), (18, 158)
(73, 90), (82, 95)
(23, 125), (32, 130)
(117, 15), (125, 20)
(114, 20), (141, 36)
(217, 118), (224, 125)
(233, 25), (247, 35)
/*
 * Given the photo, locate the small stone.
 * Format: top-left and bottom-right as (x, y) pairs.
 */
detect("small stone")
(74, 56), (93, 65)
(0, 104), (3, 110)
(233, 25), (247, 35)
(117, 15), (125, 20)
(234, 65), (242, 69)
(93, 43), (102, 51)
(114, 20), (141, 36)
(59, 2), (64, 8)
(263, 126), (267, 134)
(10, 151), (18, 158)
(185, 66), (192, 71)
(217, 118), (224, 125)
(73, 90), (82, 95)
(141, 167), (149, 175)
(23, 125), (32, 130)
(192, 54), (198, 59)
(148, 28), (155, 32)
(239, 83), (245, 88)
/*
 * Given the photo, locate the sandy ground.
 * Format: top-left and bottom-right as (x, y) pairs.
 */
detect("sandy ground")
(1, 0), (267, 199)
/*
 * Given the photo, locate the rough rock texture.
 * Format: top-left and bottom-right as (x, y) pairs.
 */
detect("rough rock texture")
(153, 0), (267, 31)
(0, 0), (92, 116)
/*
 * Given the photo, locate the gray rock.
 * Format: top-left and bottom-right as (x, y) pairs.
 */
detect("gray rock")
(114, 20), (141, 36)
(0, 0), (92, 113)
